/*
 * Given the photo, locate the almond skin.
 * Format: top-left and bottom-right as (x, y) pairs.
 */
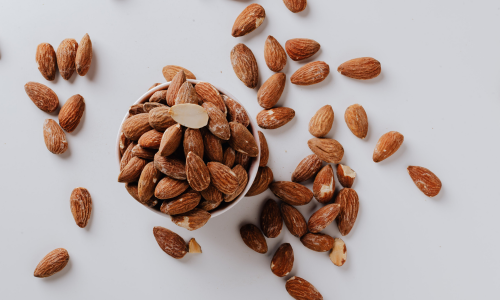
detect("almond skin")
(313, 165), (335, 203)
(171, 208), (211, 231)
(186, 152), (211, 191)
(120, 142), (135, 171)
(407, 166), (442, 197)
(203, 130), (223, 162)
(285, 38), (320, 61)
(75, 33), (92, 76)
(158, 124), (183, 156)
(34, 248), (69, 278)
(197, 198), (222, 212)
(373, 131), (404, 162)
(153, 226), (187, 259)
(271, 181), (313, 206)
(224, 164), (249, 202)
(286, 276), (323, 300)
(264, 35), (287, 72)
(228, 122), (259, 157)
(308, 138), (344, 164)
(162, 65), (196, 82)
(240, 224), (268, 254)
(330, 238), (347, 266)
(36, 43), (57, 81)
(149, 106), (176, 132)
(281, 203), (308, 238)
(138, 129), (163, 149)
(166, 70), (186, 106)
(223, 95), (250, 127)
(335, 188), (359, 236)
(337, 164), (356, 188)
(175, 82), (199, 105)
(122, 113), (153, 141)
(56, 38), (78, 80)
(256, 107), (295, 129)
(261, 199), (283, 238)
(118, 157), (147, 183)
(154, 176), (189, 200)
(271, 243), (294, 277)
(300, 233), (334, 252)
(207, 162), (238, 195)
(345, 104), (368, 139)
(235, 151), (251, 169)
(246, 166), (274, 196)
(154, 154), (186, 180)
(138, 162), (162, 203)
(200, 184), (223, 204)
(150, 90), (168, 103)
(144, 102), (166, 113)
(231, 4), (266, 37)
(283, 0), (308, 13)
(291, 61), (330, 85)
(258, 131), (269, 167)
(119, 132), (131, 156)
(132, 144), (156, 160)
(308, 203), (340, 233)
(25, 82), (59, 113)
(195, 82), (227, 114)
(43, 119), (68, 154)
(309, 105), (334, 138)
(202, 102), (230, 140)
(183, 128), (204, 158)
(161, 190), (201, 215)
(70, 187), (92, 228)
(231, 43), (259, 88)
(223, 147), (236, 168)
(129, 104), (146, 115)
(338, 57), (381, 80)
(257, 73), (286, 109)
(292, 154), (323, 182)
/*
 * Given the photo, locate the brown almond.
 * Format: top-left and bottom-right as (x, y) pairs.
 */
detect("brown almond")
(256, 107), (295, 129)
(260, 199), (283, 238)
(149, 106), (176, 132)
(161, 190), (201, 215)
(197, 198), (222, 212)
(56, 38), (78, 80)
(183, 128), (204, 158)
(175, 81), (199, 105)
(313, 164), (335, 203)
(285, 38), (320, 61)
(200, 184), (223, 204)
(264, 35), (287, 72)
(158, 124), (183, 156)
(270, 181), (313, 206)
(122, 113), (152, 141)
(143, 102), (166, 113)
(228, 122), (259, 157)
(36, 43), (57, 81)
(222, 95), (250, 127)
(337, 164), (356, 188)
(309, 105), (334, 138)
(246, 166), (273, 196)
(230, 43), (259, 89)
(43, 119), (68, 154)
(281, 203), (307, 238)
(258, 131), (269, 167)
(223, 147), (236, 168)
(138, 162), (162, 203)
(138, 129), (163, 149)
(186, 152), (211, 191)
(195, 82), (227, 114)
(338, 57), (381, 80)
(119, 132), (132, 156)
(373, 131), (404, 162)
(235, 151), (251, 169)
(330, 238), (347, 266)
(344, 104), (368, 139)
(224, 164), (249, 202)
(300, 233), (334, 252)
(150, 90), (168, 103)
(407, 166), (442, 197)
(120, 142), (135, 171)
(271, 243), (294, 277)
(166, 70), (186, 106)
(240, 224), (268, 254)
(207, 162), (238, 195)
(286, 276), (323, 300)
(70, 187), (92, 228)
(291, 154), (323, 182)
(75, 33), (92, 76)
(154, 176), (189, 199)
(118, 156), (147, 183)
(335, 188), (359, 236)
(231, 4), (266, 37)
(291, 61), (330, 85)
(308, 203), (340, 233)
(153, 226), (187, 259)
(308, 138), (344, 163)
(132, 144), (156, 160)
(162, 65), (196, 82)
(188, 238), (202, 253)
(202, 102), (230, 140)
(171, 208), (211, 231)
(202, 130), (223, 162)
(25, 82), (59, 113)
(283, 0), (308, 13)
(129, 104), (146, 115)
(257, 73), (286, 109)
(34, 248), (69, 278)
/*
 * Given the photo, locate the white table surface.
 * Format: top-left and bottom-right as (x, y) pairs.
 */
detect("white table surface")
(1, 0), (499, 299)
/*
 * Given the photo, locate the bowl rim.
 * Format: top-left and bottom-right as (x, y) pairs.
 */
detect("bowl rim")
(116, 79), (261, 218)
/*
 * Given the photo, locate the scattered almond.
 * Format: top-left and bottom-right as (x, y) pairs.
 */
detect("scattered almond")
(230, 43), (259, 88)
(75, 33), (92, 76)
(345, 104), (368, 139)
(308, 203), (340, 233)
(258, 131), (269, 167)
(308, 138), (344, 163)
(292, 154), (323, 182)
(334, 188), (359, 236)
(407, 166), (442, 197)
(261, 199), (283, 238)
(240, 224), (268, 254)
(257, 73), (286, 109)
(300, 233), (334, 252)
(309, 105), (334, 138)
(286, 276), (323, 300)
(283, 0), (308, 13)
(373, 131), (404, 163)
(56, 38), (78, 80)
(291, 61), (330, 85)
(34, 248), (69, 278)
(70, 187), (92, 228)
(36, 43), (57, 81)
(43, 119), (68, 154)
(256, 107), (295, 129)
(271, 181), (313, 206)
(264, 35), (287, 72)
(338, 57), (381, 80)
(285, 38), (320, 61)
(153, 226), (187, 259)
(271, 243), (294, 277)
(231, 4), (266, 37)
(246, 166), (274, 196)
(281, 202), (308, 238)
(25, 82), (59, 113)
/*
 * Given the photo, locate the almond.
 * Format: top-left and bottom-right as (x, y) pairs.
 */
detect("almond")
(138, 129), (163, 149)
(43, 119), (68, 154)
(169, 103), (209, 129)
(162, 65), (196, 82)
(166, 70), (186, 106)
(143, 102), (166, 113)
(345, 104), (368, 139)
(120, 142), (135, 171)
(283, 0), (308, 13)
(330, 238), (347, 266)
(75, 33), (92, 76)
(195, 82), (227, 114)
(281, 203), (307, 238)
(256, 107), (295, 130)
(161, 190), (201, 215)
(128, 185), (160, 208)
(337, 164), (356, 188)
(188, 238), (202, 253)
(132, 144), (156, 160)
(313, 164), (335, 203)
(264, 35), (287, 72)
(291, 61), (330, 85)
(230, 43), (259, 89)
(257, 73), (286, 109)
(119, 132), (132, 156)
(171, 208), (211, 231)
(183, 128), (204, 158)
(300, 233), (334, 252)
(231, 4), (266, 37)
(235, 151), (251, 169)
(240, 224), (268, 254)
(223, 147), (236, 168)
(292, 154), (323, 182)
(56, 38), (78, 80)
(150, 90), (168, 103)
(186, 152), (211, 191)
(36, 43), (57, 81)
(206, 162), (238, 195)
(286, 276), (323, 300)
(129, 104), (146, 115)
(203, 130), (223, 162)
(258, 131), (269, 167)
(224, 164), (249, 202)
(373, 131), (404, 163)
(138, 162), (162, 203)
(200, 184), (223, 204)
(70, 187), (92, 228)
(308, 203), (340, 233)
(122, 113), (152, 140)
(153, 226), (187, 259)
(285, 38), (320, 61)
(158, 124), (183, 156)
(309, 105), (334, 138)
(334, 188), (359, 236)
(222, 95), (250, 127)
(246, 166), (273, 196)
(228, 122), (259, 157)
(154, 176), (189, 199)
(270, 181), (313, 206)
(118, 157), (147, 183)
(149, 106), (176, 132)
(271, 243), (294, 277)
(202, 102), (230, 140)
(34, 248), (69, 278)
(175, 82), (199, 105)
(338, 57), (381, 80)
(260, 199), (283, 238)
(308, 138), (344, 163)
(198, 198), (222, 212)
(25, 82), (59, 113)
(407, 166), (442, 197)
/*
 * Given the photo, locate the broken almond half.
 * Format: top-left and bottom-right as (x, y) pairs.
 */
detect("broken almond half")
(189, 238), (202, 253)
(337, 164), (356, 188)
(169, 104), (209, 129)
(330, 238), (347, 266)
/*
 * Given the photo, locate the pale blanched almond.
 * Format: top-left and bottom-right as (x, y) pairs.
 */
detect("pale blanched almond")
(169, 104), (209, 129)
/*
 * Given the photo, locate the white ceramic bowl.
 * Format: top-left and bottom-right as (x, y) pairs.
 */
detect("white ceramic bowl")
(117, 80), (260, 218)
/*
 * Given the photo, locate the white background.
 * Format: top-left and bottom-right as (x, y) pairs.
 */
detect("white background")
(0, 0), (499, 299)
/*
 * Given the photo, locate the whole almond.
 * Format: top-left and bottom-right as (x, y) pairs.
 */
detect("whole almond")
(270, 181), (313, 206)
(132, 144), (156, 160)
(70, 187), (92, 228)
(207, 162), (238, 195)
(200, 184), (223, 204)
(150, 90), (168, 103)
(127, 184), (160, 208)
(43, 119), (68, 154)
(373, 131), (404, 162)
(34, 248), (69, 278)
(195, 82), (227, 114)
(122, 113), (152, 140)
(153, 226), (187, 259)
(166, 70), (186, 106)
(203, 130), (223, 162)
(144, 102), (166, 113)
(345, 104), (368, 139)
(285, 38), (320, 61)
(240, 224), (268, 254)
(330, 238), (347, 266)
(138, 129), (163, 149)
(257, 73), (286, 109)
(309, 105), (334, 138)
(120, 142), (135, 171)
(149, 106), (176, 132)
(283, 0), (308, 13)
(335, 188), (359, 236)
(235, 151), (251, 169)
(186, 152), (211, 191)
(154, 176), (189, 199)
(231, 4), (266, 37)
(25, 82), (59, 113)
(258, 131), (269, 167)
(119, 132), (132, 156)
(337, 164), (356, 188)
(203, 102), (230, 140)
(36, 43), (57, 81)
(162, 65), (196, 82)
(264, 35), (287, 72)
(407, 166), (442, 197)
(197, 198), (222, 212)
(338, 57), (381, 80)
(161, 190), (201, 215)
(56, 38), (78, 80)
(281, 203), (307, 238)
(171, 208), (211, 231)
(292, 154), (323, 182)
(75, 33), (92, 76)
(308, 203), (340, 233)
(175, 82), (199, 105)
(313, 164), (335, 203)
(183, 128), (204, 158)
(138, 162), (162, 203)
(230, 43), (259, 89)
(256, 107), (295, 129)
(118, 157), (147, 183)
(300, 233), (334, 252)
(260, 199), (283, 238)
(308, 138), (344, 163)
(291, 61), (330, 85)
(286, 276), (323, 300)
(271, 243), (294, 277)
(222, 95), (250, 127)
(158, 124), (183, 156)
(228, 122), (259, 157)
(246, 166), (273, 196)
(223, 147), (236, 168)
(129, 104), (146, 115)
(224, 164), (249, 202)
